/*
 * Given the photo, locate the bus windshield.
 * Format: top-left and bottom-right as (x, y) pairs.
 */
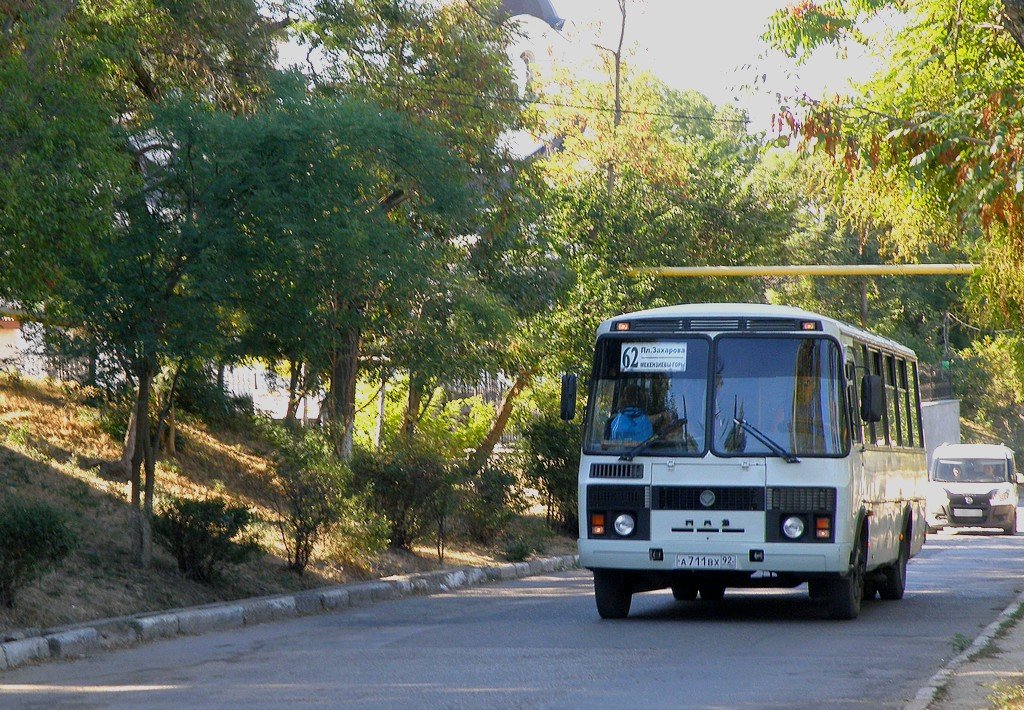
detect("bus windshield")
(584, 337), (710, 455)
(712, 336), (848, 458)
(933, 459), (1007, 483)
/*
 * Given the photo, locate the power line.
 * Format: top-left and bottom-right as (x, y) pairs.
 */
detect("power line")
(354, 80), (750, 125)
(946, 311), (1024, 335)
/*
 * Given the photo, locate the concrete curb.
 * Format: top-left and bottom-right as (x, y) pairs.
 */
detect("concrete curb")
(0, 554), (579, 673)
(904, 586), (1024, 710)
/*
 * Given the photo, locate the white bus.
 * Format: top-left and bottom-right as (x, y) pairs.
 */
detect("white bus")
(561, 303), (927, 620)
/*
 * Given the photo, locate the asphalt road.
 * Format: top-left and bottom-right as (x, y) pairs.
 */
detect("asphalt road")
(3, 528), (1024, 709)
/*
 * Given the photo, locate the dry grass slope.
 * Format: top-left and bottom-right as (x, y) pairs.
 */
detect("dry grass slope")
(0, 375), (572, 635)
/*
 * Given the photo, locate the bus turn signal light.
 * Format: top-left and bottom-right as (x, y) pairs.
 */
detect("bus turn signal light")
(815, 516), (831, 539)
(591, 513), (606, 536)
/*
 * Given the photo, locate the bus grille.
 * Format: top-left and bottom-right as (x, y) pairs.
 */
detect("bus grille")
(652, 486), (765, 511)
(590, 463), (643, 479)
(767, 487), (836, 512)
(586, 485), (648, 509)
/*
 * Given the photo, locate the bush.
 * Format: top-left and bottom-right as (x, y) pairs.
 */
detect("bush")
(456, 458), (527, 544)
(0, 499), (76, 608)
(351, 438), (458, 551)
(259, 422), (388, 574)
(153, 497), (260, 583)
(523, 409), (581, 535)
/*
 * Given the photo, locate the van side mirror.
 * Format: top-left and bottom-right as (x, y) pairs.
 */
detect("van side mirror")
(560, 373), (577, 421)
(860, 375), (883, 423)
(1016, 473), (1024, 485)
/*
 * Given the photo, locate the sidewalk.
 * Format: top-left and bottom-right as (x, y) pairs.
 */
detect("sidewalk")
(908, 589), (1024, 709)
(0, 554), (579, 673)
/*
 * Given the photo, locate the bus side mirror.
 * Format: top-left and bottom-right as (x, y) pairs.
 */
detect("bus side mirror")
(560, 373), (577, 421)
(860, 375), (883, 422)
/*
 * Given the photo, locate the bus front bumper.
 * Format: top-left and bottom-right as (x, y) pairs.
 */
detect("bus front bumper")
(578, 538), (849, 575)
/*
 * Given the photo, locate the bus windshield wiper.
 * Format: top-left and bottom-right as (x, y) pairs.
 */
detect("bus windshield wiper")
(733, 418), (800, 463)
(619, 418), (686, 461)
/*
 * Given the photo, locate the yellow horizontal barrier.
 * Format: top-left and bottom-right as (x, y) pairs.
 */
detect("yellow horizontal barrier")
(629, 264), (979, 278)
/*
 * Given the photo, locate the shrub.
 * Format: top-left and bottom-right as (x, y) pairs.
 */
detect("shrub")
(153, 497), (260, 583)
(0, 499), (76, 607)
(351, 438), (458, 551)
(259, 423), (388, 574)
(456, 458), (527, 544)
(523, 409), (582, 535)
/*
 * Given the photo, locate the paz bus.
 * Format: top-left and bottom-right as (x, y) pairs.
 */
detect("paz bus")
(560, 303), (927, 620)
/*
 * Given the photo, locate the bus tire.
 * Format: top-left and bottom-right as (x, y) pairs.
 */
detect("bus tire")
(878, 527), (909, 601)
(699, 584), (725, 601)
(828, 535), (866, 620)
(594, 569), (632, 619)
(671, 583), (698, 601)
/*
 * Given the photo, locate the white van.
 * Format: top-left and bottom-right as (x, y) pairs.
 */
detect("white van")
(927, 443), (1020, 535)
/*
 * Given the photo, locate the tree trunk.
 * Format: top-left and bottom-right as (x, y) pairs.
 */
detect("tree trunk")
(285, 357), (301, 427)
(1004, 0), (1024, 52)
(328, 327), (361, 461)
(129, 359), (155, 567)
(120, 406), (137, 478)
(402, 370), (424, 437)
(164, 404), (176, 456)
(467, 369), (533, 473)
(375, 369), (389, 450)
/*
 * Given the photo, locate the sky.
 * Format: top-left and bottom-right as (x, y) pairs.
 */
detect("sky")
(510, 0), (888, 134)
(278, 1), (894, 137)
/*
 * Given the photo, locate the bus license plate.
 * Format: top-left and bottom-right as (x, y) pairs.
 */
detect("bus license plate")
(953, 508), (984, 518)
(675, 554), (738, 570)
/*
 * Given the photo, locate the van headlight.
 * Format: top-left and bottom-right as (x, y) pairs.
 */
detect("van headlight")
(992, 488), (1013, 504)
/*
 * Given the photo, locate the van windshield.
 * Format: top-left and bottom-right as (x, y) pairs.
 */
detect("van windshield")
(933, 458), (1007, 483)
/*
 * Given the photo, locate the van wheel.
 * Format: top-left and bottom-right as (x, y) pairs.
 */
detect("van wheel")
(1004, 510), (1017, 536)
(671, 583), (698, 601)
(878, 532), (908, 600)
(828, 535), (866, 620)
(594, 569), (632, 619)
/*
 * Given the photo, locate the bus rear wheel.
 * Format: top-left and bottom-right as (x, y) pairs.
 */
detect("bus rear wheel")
(828, 537), (866, 620)
(593, 569), (632, 619)
(878, 528), (909, 600)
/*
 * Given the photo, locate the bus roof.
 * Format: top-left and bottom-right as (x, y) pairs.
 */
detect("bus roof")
(597, 302), (917, 358)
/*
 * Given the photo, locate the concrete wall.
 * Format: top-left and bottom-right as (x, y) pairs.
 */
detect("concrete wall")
(921, 399), (961, 469)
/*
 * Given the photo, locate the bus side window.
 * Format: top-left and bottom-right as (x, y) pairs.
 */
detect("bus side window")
(911, 361), (925, 447)
(885, 354), (901, 447)
(898, 358), (913, 448)
(846, 359), (862, 444)
(868, 348), (888, 446)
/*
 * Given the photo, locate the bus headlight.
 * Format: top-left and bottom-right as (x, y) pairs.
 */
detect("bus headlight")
(782, 516), (805, 539)
(614, 513), (636, 537)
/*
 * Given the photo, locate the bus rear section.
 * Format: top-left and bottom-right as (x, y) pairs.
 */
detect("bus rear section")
(570, 304), (927, 620)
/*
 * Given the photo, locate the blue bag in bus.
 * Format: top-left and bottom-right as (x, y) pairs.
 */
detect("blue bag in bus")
(610, 407), (653, 441)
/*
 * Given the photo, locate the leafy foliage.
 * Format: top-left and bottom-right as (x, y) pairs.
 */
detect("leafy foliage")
(153, 497), (260, 583)
(351, 439), (459, 551)
(523, 409), (582, 535)
(259, 422), (387, 574)
(0, 499), (76, 608)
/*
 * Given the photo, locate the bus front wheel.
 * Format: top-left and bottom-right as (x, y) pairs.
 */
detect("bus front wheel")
(828, 537), (866, 620)
(593, 569), (632, 619)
